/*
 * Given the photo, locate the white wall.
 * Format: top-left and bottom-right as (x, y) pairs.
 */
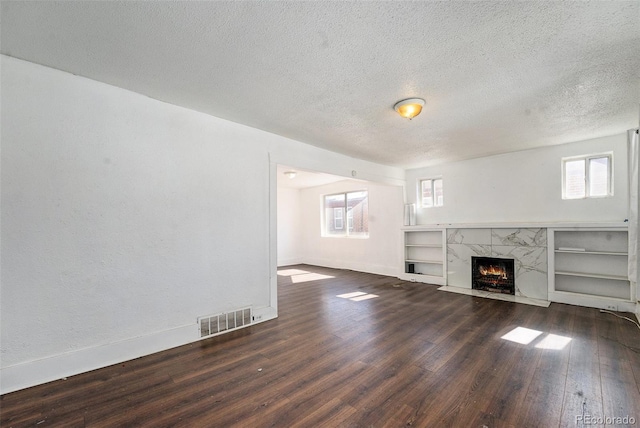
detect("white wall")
(405, 134), (629, 225)
(0, 56), (405, 393)
(277, 187), (302, 266)
(298, 180), (403, 276)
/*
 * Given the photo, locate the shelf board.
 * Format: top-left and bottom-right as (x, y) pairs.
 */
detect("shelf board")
(405, 259), (444, 264)
(549, 290), (635, 312)
(405, 244), (442, 248)
(555, 270), (629, 282)
(555, 250), (628, 256)
(550, 290), (633, 303)
(402, 272), (444, 278)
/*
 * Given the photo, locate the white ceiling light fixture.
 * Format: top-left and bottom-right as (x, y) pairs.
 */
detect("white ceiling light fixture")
(283, 171), (297, 179)
(394, 98), (425, 120)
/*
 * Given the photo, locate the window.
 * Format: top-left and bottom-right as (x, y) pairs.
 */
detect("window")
(323, 191), (368, 237)
(562, 154), (612, 199)
(421, 178), (443, 207)
(333, 208), (344, 230)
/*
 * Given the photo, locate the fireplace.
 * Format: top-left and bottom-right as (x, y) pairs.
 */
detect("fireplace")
(471, 256), (515, 295)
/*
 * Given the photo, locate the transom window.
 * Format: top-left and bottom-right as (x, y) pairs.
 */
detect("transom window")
(420, 178), (443, 207)
(562, 154), (612, 199)
(323, 191), (369, 237)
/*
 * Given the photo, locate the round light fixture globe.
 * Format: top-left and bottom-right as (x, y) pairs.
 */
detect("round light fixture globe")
(394, 98), (425, 120)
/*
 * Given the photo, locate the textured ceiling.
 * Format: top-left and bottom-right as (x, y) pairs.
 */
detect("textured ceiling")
(276, 165), (348, 190)
(2, 1), (639, 168)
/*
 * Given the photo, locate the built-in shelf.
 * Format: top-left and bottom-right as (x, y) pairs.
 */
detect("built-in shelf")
(551, 289), (634, 303)
(400, 229), (446, 285)
(555, 270), (629, 281)
(405, 259), (444, 264)
(555, 250), (627, 256)
(548, 227), (633, 310)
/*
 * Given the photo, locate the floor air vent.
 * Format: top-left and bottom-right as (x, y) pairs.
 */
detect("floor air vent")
(198, 307), (252, 338)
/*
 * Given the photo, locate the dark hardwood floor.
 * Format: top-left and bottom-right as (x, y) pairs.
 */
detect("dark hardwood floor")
(2, 265), (640, 427)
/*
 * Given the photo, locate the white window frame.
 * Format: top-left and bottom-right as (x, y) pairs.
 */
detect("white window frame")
(420, 177), (443, 208)
(334, 208), (344, 230)
(562, 153), (613, 200)
(322, 190), (369, 238)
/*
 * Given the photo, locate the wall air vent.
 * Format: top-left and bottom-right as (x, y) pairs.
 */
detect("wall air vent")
(198, 307), (252, 338)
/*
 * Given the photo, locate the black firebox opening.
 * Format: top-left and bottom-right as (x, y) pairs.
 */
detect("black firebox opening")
(471, 256), (515, 295)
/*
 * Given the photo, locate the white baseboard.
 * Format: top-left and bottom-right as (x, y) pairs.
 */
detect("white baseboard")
(277, 257), (303, 267)
(253, 305), (277, 324)
(1, 306), (278, 395)
(0, 324), (197, 395)
(302, 257), (398, 277)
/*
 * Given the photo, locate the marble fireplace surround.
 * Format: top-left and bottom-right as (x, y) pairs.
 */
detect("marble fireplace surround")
(446, 227), (548, 301)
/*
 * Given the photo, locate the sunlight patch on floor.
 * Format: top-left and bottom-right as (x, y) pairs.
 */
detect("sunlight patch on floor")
(277, 269), (335, 283)
(501, 326), (571, 350)
(277, 269), (310, 276)
(535, 333), (572, 350)
(337, 291), (379, 301)
(501, 327), (543, 345)
(290, 273), (335, 283)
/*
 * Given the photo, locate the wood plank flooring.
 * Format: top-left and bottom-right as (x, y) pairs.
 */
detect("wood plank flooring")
(2, 264), (640, 427)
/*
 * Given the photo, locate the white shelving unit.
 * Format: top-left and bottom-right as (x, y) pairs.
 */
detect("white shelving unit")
(400, 228), (446, 285)
(548, 227), (634, 311)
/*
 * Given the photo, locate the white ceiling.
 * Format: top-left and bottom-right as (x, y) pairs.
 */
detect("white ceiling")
(2, 1), (639, 169)
(277, 165), (350, 190)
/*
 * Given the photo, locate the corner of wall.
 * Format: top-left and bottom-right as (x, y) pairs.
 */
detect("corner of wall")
(252, 305), (278, 324)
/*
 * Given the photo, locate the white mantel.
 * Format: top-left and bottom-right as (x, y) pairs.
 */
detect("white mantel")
(403, 222), (628, 230)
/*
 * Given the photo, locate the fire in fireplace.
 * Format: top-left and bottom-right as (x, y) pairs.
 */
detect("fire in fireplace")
(471, 256), (515, 295)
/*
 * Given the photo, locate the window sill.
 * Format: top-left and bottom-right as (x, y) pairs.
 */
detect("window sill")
(321, 235), (369, 239)
(562, 195), (613, 200)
